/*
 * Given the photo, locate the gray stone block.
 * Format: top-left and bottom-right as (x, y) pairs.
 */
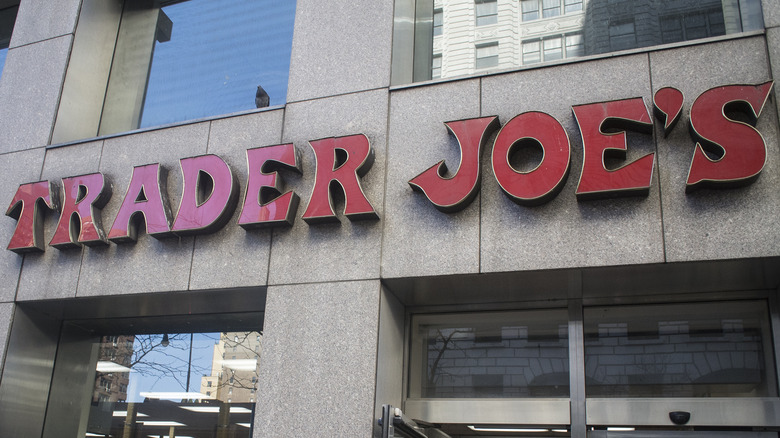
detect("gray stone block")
(383, 79), (483, 278)
(0, 148), (45, 302)
(255, 280), (380, 437)
(9, 0), (81, 48)
(188, 110), (285, 290)
(269, 89), (387, 285)
(480, 54), (664, 273)
(650, 37), (780, 262)
(286, 0), (393, 102)
(0, 37), (71, 153)
(0, 302), (11, 375)
(17, 141), (103, 301)
(76, 123), (210, 296)
(763, 0), (780, 28)
(767, 29), (780, 115)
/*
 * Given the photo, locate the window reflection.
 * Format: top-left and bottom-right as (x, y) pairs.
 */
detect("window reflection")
(583, 301), (776, 397)
(87, 331), (261, 438)
(97, 0), (296, 136)
(401, 0), (763, 83)
(410, 310), (569, 399)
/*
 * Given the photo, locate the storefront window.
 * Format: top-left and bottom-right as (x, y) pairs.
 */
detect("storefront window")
(409, 309), (570, 398)
(81, 331), (261, 437)
(584, 301), (776, 398)
(393, 0), (764, 84)
(52, 0), (296, 143)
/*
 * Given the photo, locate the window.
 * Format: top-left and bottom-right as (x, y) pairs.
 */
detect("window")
(432, 54), (442, 79)
(409, 309), (569, 399)
(584, 301), (776, 398)
(521, 0), (540, 21)
(522, 40), (541, 64)
(660, 9), (726, 44)
(565, 33), (583, 57)
(475, 0), (498, 26)
(564, 0), (582, 14)
(609, 19), (637, 51)
(543, 36), (563, 61)
(0, 3), (18, 79)
(475, 42), (499, 69)
(523, 33), (582, 65)
(56, 329), (261, 438)
(542, 0), (561, 18)
(53, 0), (297, 143)
(392, 0), (764, 84)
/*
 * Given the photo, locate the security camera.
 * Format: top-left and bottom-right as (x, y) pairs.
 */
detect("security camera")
(669, 411), (691, 425)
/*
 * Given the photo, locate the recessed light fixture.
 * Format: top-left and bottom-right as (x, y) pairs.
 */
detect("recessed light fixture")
(96, 361), (133, 373)
(179, 406), (252, 414)
(220, 359), (258, 371)
(468, 426), (549, 433)
(607, 427), (636, 431)
(112, 411), (149, 417)
(147, 435), (195, 438)
(137, 421), (186, 427)
(139, 391), (211, 400)
(237, 423), (252, 428)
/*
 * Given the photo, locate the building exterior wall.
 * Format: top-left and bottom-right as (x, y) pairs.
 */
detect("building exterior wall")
(0, 0), (779, 437)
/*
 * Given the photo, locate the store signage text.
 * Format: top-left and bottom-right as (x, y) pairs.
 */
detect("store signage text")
(4, 82), (774, 253)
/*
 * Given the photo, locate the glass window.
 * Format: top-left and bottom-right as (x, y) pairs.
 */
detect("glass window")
(432, 54), (442, 78)
(475, 42), (499, 69)
(522, 40), (542, 65)
(393, 0), (763, 85)
(542, 0), (561, 18)
(565, 33), (583, 57)
(608, 19), (637, 51)
(584, 301), (776, 398)
(475, 0), (498, 26)
(543, 36), (563, 61)
(433, 8), (443, 36)
(521, 0), (540, 21)
(55, 0), (296, 141)
(409, 310), (569, 398)
(86, 331), (261, 437)
(564, 0), (583, 14)
(0, 4), (18, 79)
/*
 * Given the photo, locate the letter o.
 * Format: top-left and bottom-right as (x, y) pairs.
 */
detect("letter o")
(491, 111), (571, 206)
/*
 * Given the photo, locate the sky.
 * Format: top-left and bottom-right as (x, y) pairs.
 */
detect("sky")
(140, 0), (297, 128)
(125, 332), (220, 403)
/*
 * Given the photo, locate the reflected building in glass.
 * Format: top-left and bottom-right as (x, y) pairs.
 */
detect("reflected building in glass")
(427, 0), (762, 81)
(201, 332), (262, 404)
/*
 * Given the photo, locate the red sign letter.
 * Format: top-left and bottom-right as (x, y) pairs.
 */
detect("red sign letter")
(172, 155), (238, 235)
(492, 112), (571, 206)
(302, 134), (378, 224)
(6, 181), (59, 253)
(572, 98), (655, 200)
(49, 173), (111, 249)
(686, 81), (774, 192)
(409, 116), (500, 212)
(238, 144), (302, 228)
(108, 164), (172, 243)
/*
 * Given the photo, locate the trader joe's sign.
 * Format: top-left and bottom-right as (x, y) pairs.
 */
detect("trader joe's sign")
(5, 82), (774, 253)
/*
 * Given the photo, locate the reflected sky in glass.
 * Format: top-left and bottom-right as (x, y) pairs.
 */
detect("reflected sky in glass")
(0, 48), (7, 79)
(126, 333), (218, 402)
(140, 0), (296, 128)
